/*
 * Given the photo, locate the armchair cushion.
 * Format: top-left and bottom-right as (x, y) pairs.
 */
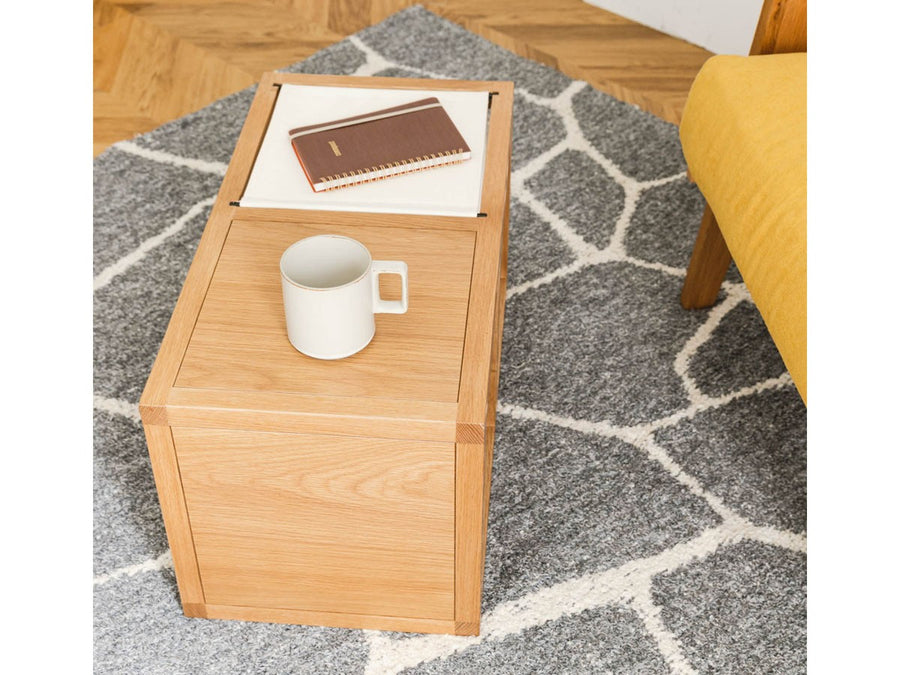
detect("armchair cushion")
(680, 53), (807, 401)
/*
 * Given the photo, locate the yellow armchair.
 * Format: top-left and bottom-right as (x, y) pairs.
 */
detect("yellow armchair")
(679, 0), (807, 403)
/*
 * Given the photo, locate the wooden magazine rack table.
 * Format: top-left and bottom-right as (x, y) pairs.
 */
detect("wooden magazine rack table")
(140, 72), (513, 636)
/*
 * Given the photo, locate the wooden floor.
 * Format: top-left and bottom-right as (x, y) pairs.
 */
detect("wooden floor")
(93, 0), (713, 157)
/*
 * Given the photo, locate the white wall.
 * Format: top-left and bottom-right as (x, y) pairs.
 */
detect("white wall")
(582, 0), (764, 55)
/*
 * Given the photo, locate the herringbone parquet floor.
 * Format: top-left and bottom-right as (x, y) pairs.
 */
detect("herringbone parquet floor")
(93, 0), (714, 156)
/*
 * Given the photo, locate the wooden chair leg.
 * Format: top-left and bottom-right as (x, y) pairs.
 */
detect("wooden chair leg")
(680, 203), (732, 309)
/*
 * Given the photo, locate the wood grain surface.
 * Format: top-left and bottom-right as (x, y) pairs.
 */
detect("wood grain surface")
(94, 0), (714, 155)
(176, 218), (476, 402)
(174, 426), (456, 619)
(142, 424), (205, 607)
(750, 0), (807, 55)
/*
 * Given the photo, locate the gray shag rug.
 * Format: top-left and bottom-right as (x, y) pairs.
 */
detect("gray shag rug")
(93, 6), (807, 673)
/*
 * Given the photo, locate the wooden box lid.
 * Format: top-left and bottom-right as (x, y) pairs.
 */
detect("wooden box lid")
(179, 217), (474, 402)
(153, 213), (484, 443)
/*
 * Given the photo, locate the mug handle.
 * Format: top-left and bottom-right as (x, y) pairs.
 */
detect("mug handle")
(371, 260), (409, 314)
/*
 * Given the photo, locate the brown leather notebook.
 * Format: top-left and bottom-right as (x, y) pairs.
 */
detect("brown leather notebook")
(288, 97), (471, 192)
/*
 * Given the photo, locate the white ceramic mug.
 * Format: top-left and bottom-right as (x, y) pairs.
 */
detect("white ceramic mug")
(280, 235), (409, 359)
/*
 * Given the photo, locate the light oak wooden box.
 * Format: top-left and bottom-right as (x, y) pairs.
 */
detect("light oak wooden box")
(140, 72), (513, 636)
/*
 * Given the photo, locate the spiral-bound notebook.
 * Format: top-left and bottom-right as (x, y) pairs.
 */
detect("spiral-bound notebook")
(289, 97), (471, 192)
(239, 84), (489, 217)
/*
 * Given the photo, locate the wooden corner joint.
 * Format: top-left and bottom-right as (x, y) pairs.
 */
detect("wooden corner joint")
(454, 620), (480, 636)
(182, 602), (207, 619)
(139, 403), (168, 426)
(456, 422), (485, 444)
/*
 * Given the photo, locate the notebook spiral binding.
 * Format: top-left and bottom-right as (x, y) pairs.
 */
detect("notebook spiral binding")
(317, 149), (468, 191)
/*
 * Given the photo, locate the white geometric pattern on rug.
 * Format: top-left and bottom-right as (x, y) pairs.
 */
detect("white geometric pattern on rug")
(93, 17), (804, 675)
